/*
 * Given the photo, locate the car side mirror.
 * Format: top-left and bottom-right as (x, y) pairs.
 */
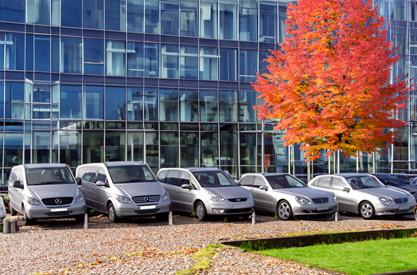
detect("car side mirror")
(13, 180), (23, 189)
(259, 185), (268, 191)
(181, 184), (191, 190)
(75, 177), (82, 185)
(343, 187), (350, 193)
(96, 181), (106, 187)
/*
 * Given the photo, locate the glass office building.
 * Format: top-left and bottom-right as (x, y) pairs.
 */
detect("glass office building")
(0, 0), (414, 188)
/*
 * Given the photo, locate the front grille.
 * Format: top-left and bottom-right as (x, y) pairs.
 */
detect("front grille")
(394, 198), (408, 204)
(42, 197), (73, 205)
(228, 198), (247, 202)
(46, 211), (71, 216)
(224, 208), (253, 214)
(134, 209), (160, 214)
(312, 197), (329, 204)
(132, 195), (161, 204)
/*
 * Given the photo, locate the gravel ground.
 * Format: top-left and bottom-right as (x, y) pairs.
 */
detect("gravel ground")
(1, 213), (416, 275)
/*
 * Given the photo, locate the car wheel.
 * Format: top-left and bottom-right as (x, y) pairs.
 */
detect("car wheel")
(359, 201), (374, 219)
(195, 201), (207, 221)
(9, 203), (17, 216)
(277, 200), (293, 220)
(23, 205), (36, 225)
(107, 202), (121, 223)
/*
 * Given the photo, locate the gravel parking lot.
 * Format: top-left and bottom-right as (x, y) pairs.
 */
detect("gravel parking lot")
(1, 212), (416, 275)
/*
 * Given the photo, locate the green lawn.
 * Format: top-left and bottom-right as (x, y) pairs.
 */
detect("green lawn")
(253, 238), (417, 275)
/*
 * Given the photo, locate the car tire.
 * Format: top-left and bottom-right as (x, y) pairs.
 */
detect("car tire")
(195, 201), (207, 221)
(9, 203), (17, 216)
(359, 201), (374, 219)
(107, 202), (121, 223)
(23, 205), (36, 225)
(277, 200), (293, 220)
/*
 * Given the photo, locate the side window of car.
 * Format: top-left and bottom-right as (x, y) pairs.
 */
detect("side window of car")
(317, 177), (331, 189)
(240, 176), (254, 186)
(97, 167), (107, 182)
(8, 169), (17, 186)
(165, 170), (180, 186)
(157, 170), (168, 182)
(179, 172), (190, 185)
(331, 177), (347, 190)
(254, 176), (266, 187)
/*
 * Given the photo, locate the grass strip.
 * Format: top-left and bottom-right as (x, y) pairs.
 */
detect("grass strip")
(254, 238), (417, 275)
(176, 244), (222, 275)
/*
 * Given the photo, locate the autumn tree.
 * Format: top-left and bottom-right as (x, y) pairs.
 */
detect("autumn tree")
(253, 0), (409, 161)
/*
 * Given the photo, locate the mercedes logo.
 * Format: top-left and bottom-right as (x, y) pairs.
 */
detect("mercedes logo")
(236, 198), (241, 202)
(55, 198), (62, 205)
(144, 196), (150, 202)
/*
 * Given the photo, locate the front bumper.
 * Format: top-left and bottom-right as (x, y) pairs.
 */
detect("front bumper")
(374, 203), (416, 216)
(292, 203), (338, 216)
(205, 201), (254, 216)
(115, 200), (171, 218)
(26, 203), (86, 219)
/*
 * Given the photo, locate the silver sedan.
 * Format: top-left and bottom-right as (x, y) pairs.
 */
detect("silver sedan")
(308, 173), (416, 219)
(239, 173), (337, 220)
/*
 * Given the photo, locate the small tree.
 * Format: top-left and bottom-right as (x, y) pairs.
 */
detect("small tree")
(253, 0), (409, 162)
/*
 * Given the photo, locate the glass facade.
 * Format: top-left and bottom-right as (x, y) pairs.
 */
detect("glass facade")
(0, 0), (414, 187)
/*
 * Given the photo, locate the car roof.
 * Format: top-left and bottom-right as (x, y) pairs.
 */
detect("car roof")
(332, 173), (372, 177)
(23, 163), (69, 169)
(242, 173), (290, 176)
(103, 161), (145, 167)
(159, 167), (220, 172)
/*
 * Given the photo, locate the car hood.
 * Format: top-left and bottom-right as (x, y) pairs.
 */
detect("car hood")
(115, 181), (164, 197)
(29, 184), (78, 199)
(205, 186), (251, 199)
(274, 187), (334, 198)
(358, 187), (409, 199)
(392, 184), (417, 194)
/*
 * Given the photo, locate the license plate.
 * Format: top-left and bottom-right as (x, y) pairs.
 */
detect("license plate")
(399, 206), (410, 211)
(140, 205), (156, 210)
(232, 203), (247, 209)
(317, 206), (329, 211)
(51, 208), (68, 212)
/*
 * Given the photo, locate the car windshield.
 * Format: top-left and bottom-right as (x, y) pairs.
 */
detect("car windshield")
(108, 165), (156, 183)
(266, 175), (307, 189)
(192, 171), (239, 187)
(26, 168), (75, 185)
(346, 176), (383, 190)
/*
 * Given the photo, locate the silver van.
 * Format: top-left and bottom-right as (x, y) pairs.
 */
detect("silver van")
(75, 161), (171, 222)
(156, 167), (254, 221)
(8, 163), (86, 224)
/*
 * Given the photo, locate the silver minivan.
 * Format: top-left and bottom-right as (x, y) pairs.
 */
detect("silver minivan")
(156, 167), (254, 221)
(75, 161), (171, 222)
(8, 163), (86, 224)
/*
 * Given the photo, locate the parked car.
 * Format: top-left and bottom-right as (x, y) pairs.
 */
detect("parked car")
(0, 197), (5, 223)
(8, 163), (86, 224)
(371, 173), (417, 202)
(308, 173), (416, 219)
(389, 173), (412, 185)
(238, 173), (337, 220)
(75, 161), (170, 222)
(156, 167), (254, 221)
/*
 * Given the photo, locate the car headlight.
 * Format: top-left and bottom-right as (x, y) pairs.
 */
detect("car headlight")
(116, 195), (133, 204)
(295, 196), (312, 205)
(74, 192), (84, 203)
(379, 197), (394, 205)
(162, 191), (170, 201)
(27, 197), (42, 206)
(208, 193), (225, 202)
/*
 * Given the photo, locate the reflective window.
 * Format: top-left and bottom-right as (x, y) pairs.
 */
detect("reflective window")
(180, 1), (198, 37)
(238, 91), (257, 122)
(26, 34), (33, 71)
(239, 1), (257, 41)
(160, 89), (178, 121)
(127, 41), (144, 76)
(145, 0), (159, 34)
(200, 2), (217, 39)
(240, 49), (257, 82)
(240, 133), (258, 166)
(220, 125), (238, 169)
(4, 133), (23, 167)
(33, 131), (50, 163)
(146, 132), (158, 167)
(219, 2), (237, 40)
(220, 48), (236, 81)
(84, 38), (104, 75)
(60, 85), (82, 119)
(83, 86), (103, 119)
(181, 132), (199, 167)
(83, 0), (104, 29)
(160, 132), (179, 168)
(127, 87), (143, 121)
(144, 43), (159, 77)
(0, 33), (25, 71)
(61, 37), (82, 74)
(35, 35), (50, 72)
(51, 36), (59, 72)
(105, 0), (126, 31)
(200, 90), (218, 122)
(180, 46), (198, 79)
(201, 132), (218, 167)
(5, 82), (24, 119)
(59, 127), (81, 167)
(0, 0), (25, 23)
(106, 40), (125, 76)
(83, 131), (104, 163)
(161, 44), (178, 79)
(127, 0), (144, 32)
(106, 131), (126, 161)
(200, 47), (218, 80)
(62, 0), (82, 27)
(27, 0), (50, 25)
(278, 2), (288, 43)
(105, 86), (126, 120)
(0, 82), (3, 118)
(260, 2), (277, 43)
(219, 90), (237, 122)
(179, 90), (198, 122)
(259, 50), (270, 74)
(161, 2), (179, 36)
(127, 132), (144, 161)
(144, 88), (157, 120)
